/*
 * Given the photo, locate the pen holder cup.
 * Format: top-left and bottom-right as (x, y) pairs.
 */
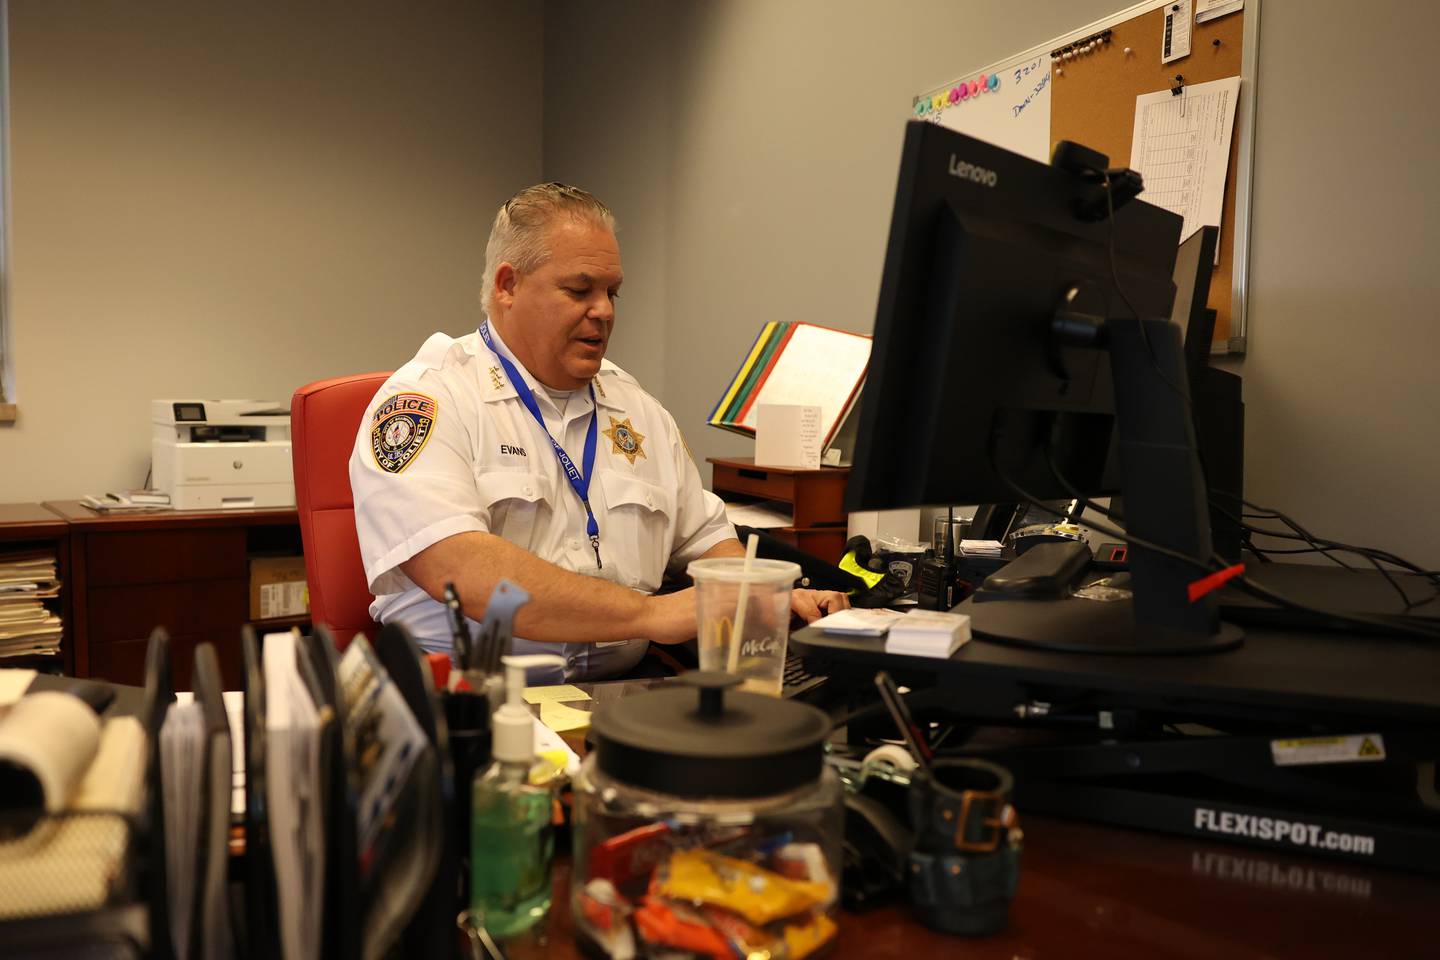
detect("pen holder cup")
(906, 758), (1022, 936)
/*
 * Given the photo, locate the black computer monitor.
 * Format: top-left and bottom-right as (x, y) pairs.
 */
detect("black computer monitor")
(848, 121), (1241, 654)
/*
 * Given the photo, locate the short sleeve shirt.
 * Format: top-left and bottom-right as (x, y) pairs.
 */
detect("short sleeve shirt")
(349, 324), (734, 680)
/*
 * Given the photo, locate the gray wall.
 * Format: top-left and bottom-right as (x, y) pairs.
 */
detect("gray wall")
(1241, 0), (1440, 568)
(546, 0), (1440, 569)
(1, 0), (543, 501)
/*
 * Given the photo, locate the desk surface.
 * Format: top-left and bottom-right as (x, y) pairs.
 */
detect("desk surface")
(43, 499), (298, 531)
(0, 502), (70, 536)
(14, 673), (1437, 957)
(518, 814), (1435, 960)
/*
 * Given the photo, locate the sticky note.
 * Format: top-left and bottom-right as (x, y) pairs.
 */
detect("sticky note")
(523, 684), (592, 705)
(540, 701), (593, 733)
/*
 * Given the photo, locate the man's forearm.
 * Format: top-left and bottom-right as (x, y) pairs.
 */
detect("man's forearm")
(402, 531), (666, 644)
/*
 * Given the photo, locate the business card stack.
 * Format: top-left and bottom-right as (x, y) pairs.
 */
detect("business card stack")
(884, 609), (972, 659)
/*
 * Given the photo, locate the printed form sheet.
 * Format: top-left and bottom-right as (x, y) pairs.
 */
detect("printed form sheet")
(1129, 76), (1241, 248)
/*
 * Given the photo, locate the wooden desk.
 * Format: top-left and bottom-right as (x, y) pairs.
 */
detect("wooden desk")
(43, 500), (304, 690)
(515, 678), (1437, 958)
(518, 813), (1434, 959)
(708, 457), (850, 564)
(0, 504), (71, 673)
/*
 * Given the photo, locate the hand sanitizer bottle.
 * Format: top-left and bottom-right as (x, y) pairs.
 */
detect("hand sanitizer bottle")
(470, 653), (565, 939)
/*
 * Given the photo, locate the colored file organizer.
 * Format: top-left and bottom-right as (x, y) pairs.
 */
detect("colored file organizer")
(708, 321), (871, 462)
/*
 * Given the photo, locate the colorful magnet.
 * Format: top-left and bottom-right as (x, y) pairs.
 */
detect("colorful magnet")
(977, 73), (988, 92)
(948, 87), (961, 104)
(931, 93), (944, 111)
(915, 100), (927, 116)
(958, 84), (969, 101)
(989, 73), (1000, 91)
(968, 80), (980, 96)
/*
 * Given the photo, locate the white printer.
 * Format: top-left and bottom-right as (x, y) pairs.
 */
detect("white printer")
(152, 400), (295, 510)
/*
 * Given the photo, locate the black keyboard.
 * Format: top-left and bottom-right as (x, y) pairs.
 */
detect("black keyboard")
(781, 653), (828, 700)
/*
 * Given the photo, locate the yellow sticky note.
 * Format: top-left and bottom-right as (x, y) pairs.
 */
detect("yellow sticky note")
(540, 701), (593, 733)
(523, 684), (592, 705)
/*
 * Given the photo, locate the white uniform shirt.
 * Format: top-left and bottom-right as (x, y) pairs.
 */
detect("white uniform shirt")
(349, 323), (734, 682)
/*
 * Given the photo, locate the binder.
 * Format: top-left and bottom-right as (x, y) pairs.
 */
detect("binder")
(191, 643), (236, 960)
(239, 623), (450, 960)
(144, 627), (178, 960)
(302, 627), (360, 960)
(373, 623), (453, 960)
(240, 627), (280, 960)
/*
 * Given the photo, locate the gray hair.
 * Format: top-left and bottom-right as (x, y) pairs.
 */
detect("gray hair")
(482, 182), (616, 315)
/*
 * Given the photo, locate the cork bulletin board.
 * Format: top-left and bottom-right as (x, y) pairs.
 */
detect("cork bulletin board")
(915, 0), (1260, 352)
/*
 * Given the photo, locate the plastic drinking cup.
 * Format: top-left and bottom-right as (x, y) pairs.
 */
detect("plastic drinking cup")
(687, 557), (801, 696)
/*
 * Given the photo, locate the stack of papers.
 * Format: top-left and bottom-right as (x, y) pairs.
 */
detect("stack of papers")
(175, 689), (245, 817)
(812, 608), (906, 637)
(265, 631), (325, 960)
(959, 539), (1005, 558)
(0, 553), (62, 660)
(885, 610), (973, 659)
(723, 500), (795, 530)
(80, 493), (173, 513)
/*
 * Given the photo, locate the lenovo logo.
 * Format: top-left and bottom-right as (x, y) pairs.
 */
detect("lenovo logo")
(949, 154), (998, 187)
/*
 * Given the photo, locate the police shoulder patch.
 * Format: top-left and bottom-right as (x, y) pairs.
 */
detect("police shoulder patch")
(371, 392), (437, 474)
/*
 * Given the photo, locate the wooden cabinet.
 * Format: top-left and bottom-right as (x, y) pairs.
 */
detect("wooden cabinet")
(43, 501), (305, 690)
(0, 504), (71, 674)
(707, 457), (851, 564)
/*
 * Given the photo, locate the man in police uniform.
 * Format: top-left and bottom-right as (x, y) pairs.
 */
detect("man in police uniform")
(350, 183), (848, 682)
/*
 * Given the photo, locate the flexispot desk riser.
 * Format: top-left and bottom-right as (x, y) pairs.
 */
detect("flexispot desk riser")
(795, 620), (1440, 874)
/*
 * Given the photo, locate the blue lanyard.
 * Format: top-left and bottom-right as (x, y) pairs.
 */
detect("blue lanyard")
(479, 321), (602, 567)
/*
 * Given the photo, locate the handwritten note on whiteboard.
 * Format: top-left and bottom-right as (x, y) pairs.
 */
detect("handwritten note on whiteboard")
(1129, 76), (1241, 247)
(921, 53), (1053, 162)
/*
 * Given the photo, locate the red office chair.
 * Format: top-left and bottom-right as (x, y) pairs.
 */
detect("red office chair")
(291, 372), (392, 646)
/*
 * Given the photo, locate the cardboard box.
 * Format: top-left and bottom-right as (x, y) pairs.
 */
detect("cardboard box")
(249, 555), (309, 621)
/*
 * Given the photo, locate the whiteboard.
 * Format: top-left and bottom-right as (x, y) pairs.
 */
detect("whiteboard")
(915, 51), (1053, 163)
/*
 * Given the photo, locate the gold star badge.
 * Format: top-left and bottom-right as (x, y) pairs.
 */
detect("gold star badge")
(602, 416), (647, 465)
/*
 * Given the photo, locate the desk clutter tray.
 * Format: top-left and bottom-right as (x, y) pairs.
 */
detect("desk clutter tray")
(0, 622), (455, 960)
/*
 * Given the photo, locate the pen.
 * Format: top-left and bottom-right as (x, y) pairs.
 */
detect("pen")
(874, 670), (934, 776)
(444, 582), (474, 669)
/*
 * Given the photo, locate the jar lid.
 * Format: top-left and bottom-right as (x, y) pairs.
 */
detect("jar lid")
(590, 672), (831, 798)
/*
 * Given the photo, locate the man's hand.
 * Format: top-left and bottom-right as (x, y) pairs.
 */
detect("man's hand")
(637, 588), (701, 645)
(790, 588), (849, 623)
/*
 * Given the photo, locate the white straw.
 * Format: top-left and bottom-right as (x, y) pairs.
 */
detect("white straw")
(726, 533), (760, 675)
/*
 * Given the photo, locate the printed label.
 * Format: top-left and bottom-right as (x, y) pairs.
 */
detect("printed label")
(1271, 734), (1386, 767)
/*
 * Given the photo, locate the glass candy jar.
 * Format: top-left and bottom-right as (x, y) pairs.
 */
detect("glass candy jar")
(571, 673), (843, 959)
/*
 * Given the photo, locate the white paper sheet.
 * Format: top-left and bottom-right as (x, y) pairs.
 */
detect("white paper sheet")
(0, 668), (36, 706)
(1162, 0), (1194, 64)
(755, 404), (822, 469)
(264, 631), (324, 960)
(1196, 0), (1243, 23)
(1129, 76), (1241, 245)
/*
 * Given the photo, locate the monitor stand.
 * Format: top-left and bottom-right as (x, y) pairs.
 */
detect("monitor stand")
(971, 316), (1243, 655)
